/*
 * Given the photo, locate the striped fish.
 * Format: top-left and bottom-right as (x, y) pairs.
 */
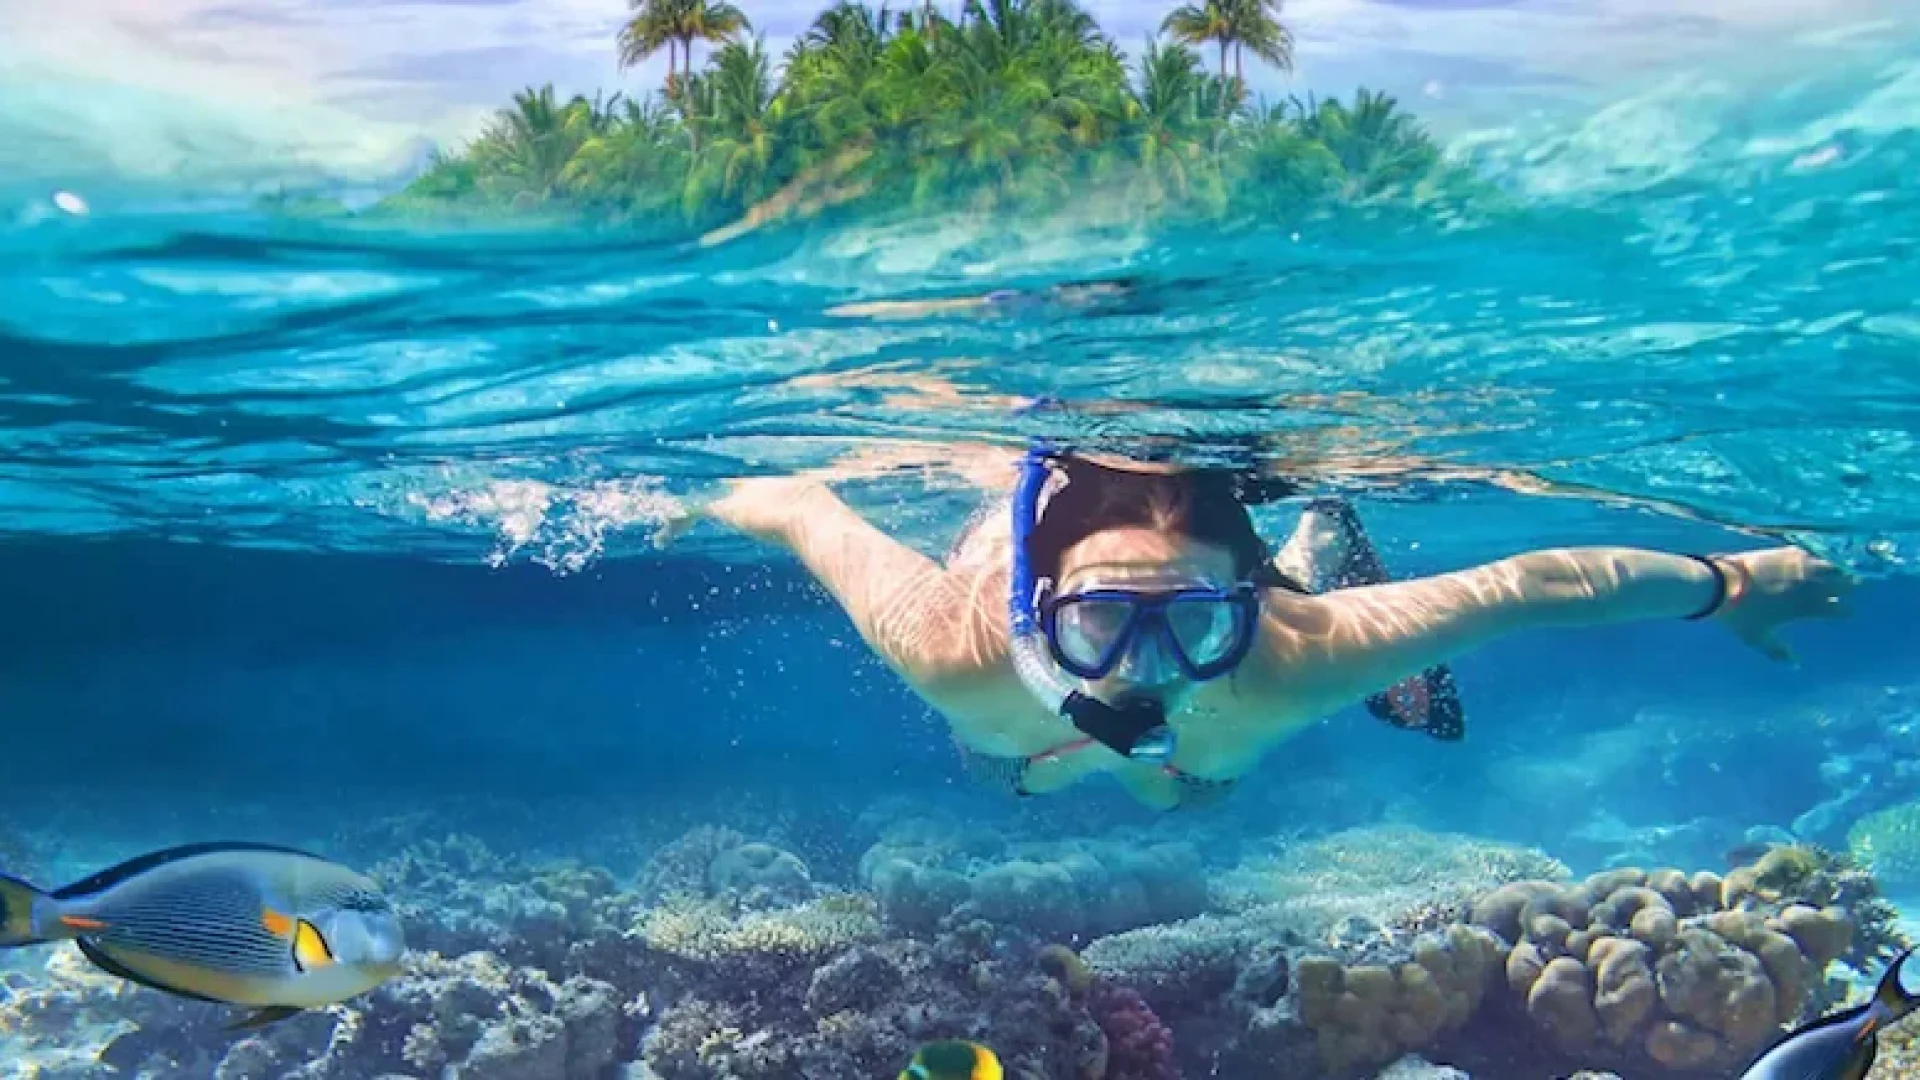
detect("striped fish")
(0, 841), (405, 1029)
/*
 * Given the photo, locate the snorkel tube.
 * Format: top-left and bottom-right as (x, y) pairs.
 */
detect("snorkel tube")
(1009, 444), (1177, 764)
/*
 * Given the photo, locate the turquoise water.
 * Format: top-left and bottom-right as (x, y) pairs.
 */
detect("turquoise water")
(5, 92), (1919, 570)
(3, 25), (1920, 1080)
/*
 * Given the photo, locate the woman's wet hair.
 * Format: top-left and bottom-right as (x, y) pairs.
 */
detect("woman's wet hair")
(1024, 454), (1296, 586)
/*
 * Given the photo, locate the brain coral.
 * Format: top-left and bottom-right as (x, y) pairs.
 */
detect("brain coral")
(1292, 922), (1507, 1073)
(1473, 859), (1855, 1074)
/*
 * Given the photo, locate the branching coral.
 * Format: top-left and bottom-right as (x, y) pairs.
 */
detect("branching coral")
(1215, 825), (1571, 938)
(634, 893), (883, 983)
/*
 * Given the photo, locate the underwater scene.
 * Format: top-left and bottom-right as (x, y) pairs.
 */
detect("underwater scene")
(5, 0), (1920, 1077)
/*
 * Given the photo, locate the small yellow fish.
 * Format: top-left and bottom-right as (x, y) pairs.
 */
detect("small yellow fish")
(0, 841), (405, 1029)
(900, 1039), (1003, 1080)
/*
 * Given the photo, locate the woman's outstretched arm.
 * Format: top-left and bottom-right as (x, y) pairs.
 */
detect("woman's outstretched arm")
(1249, 545), (1853, 718)
(692, 477), (1006, 694)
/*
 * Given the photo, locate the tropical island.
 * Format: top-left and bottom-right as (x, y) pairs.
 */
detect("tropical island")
(365, 0), (1486, 240)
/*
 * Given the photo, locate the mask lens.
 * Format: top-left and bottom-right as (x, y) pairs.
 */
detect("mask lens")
(1053, 596), (1137, 675)
(1164, 596), (1242, 669)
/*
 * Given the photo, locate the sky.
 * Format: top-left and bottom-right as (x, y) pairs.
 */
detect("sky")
(0, 0), (1915, 191)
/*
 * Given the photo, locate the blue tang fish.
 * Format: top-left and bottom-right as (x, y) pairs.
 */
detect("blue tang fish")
(0, 841), (405, 1029)
(1739, 946), (1920, 1080)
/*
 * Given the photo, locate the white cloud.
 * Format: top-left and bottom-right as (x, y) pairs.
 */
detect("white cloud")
(2, 0), (1916, 191)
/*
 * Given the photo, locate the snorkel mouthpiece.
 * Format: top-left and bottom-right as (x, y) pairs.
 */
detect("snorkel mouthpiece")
(1064, 694), (1176, 763)
(1009, 444), (1179, 764)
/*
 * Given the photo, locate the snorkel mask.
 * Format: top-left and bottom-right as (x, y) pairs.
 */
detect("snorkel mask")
(1008, 445), (1264, 764)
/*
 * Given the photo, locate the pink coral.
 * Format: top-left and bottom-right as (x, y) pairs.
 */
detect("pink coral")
(1089, 983), (1182, 1080)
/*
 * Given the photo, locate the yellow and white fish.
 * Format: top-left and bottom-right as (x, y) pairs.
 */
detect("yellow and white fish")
(0, 841), (405, 1028)
(900, 1039), (1004, 1080)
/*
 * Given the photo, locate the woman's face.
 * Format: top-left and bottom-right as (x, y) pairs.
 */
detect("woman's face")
(1054, 527), (1238, 701)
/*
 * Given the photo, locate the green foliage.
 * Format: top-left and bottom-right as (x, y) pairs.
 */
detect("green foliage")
(380, 0), (1479, 236)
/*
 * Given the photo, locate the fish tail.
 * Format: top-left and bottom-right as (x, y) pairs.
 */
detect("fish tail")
(1874, 947), (1920, 1023)
(0, 873), (60, 947)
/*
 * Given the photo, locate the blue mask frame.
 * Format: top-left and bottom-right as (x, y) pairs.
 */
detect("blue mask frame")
(1039, 583), (1261, 682)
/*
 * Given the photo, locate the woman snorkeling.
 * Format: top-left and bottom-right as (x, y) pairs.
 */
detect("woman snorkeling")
(669, 447), (1853, 810)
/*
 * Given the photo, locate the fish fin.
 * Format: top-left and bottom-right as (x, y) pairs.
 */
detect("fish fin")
(51, 841), (326, 901)
(0, 874), (56, 947)
(225, 1006), (301, 1032)
(75, 938), (226, 1004)
(1874, 947), (1920, 1022)
(973, 1042), (1004, 1080)
(261, 908), (294, 939)
(291, 920), (335, 973)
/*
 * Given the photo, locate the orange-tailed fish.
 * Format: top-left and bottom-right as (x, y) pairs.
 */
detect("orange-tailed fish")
(900, 1039), (1003, 1080)
(1738, 947), (1919, 1080)
(0, 841), (404, 1029)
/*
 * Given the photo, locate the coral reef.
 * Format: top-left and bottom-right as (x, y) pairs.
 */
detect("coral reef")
(370, 832), (638, 972)
(709, 842), (815, 907)
(1076, 829), (1562, 1079)
(1468, 851), (1883, 1075)
(1088, 983), (1181, 1080)
(638, 826), (747, 905)
(1082, 912), (1296, 1009)
(637, 825), (821, 911)
(632, 892), (885, 992)
(1083, 841), (1908, 1079)
(1376, 1056), (1472, 1080)
(1214, 825), (1573, 936)
(1292, 923), (1506, 1073)
(861, 823), (1209, 939)
(1, 813), (1911, 1080)
(1848, 802), (1920, 893)
(1722, 843), (1908, 972)
(639, 932), (1111, 1080)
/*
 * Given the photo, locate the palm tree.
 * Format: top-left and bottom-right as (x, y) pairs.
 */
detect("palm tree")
(392, 0), (1475, 227)
(1227, 0), (1292, 91)
(1291, 88), (1435, 195)
(784, 3), (895, 152)
(1226, 98), (1338, 209)
(1128, 38), (1208, 202)
(684, 38), (785, 212)
(1161, 0), (1292, 99)
(617, 0), (679, 96)
(1160, 0), (1231, 82)
(673, 0), (752, 87)
(469, 85), (606, 206)
(562, 98), (689, 213)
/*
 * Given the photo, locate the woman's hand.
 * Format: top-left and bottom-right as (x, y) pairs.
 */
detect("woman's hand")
(1711, 547), (1855, 662)
(653, 475), (830, 550)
